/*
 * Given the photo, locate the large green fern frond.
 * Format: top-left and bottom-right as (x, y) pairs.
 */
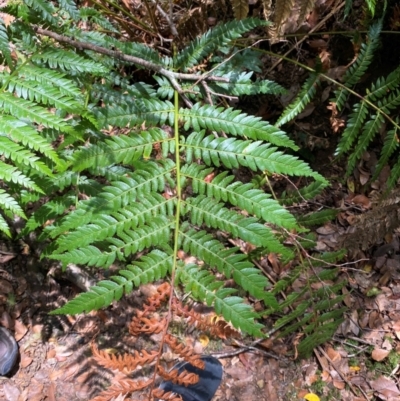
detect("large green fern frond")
(0, 6), (341, 344)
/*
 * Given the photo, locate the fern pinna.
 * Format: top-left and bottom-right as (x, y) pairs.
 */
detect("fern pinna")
(1, 1), (340, 342)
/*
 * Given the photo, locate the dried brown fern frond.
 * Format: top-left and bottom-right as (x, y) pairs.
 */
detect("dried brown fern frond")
(298, 0), (316, 24)
(262, 0), (273, 21)
(342, 188), (400, 252)
(152, 388), (183, 401)
(172, 298), (240, 339)
(164, 334), (204, 368)
(91, 378), (152, 401)
(175, 2), (210, 44)
(91, 343), (159, 373)
(229, 0), (249, 20)
(273, 0), (296, 29)
(267, 0), (317, 41)
(157, 365), (200, 386)
(129, 316), (167, 335)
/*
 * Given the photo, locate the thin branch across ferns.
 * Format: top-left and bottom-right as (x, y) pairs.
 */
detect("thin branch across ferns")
(32, 26), (230, 107)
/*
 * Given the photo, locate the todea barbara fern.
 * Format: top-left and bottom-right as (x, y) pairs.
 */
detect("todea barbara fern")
(0, 1), (340, 340)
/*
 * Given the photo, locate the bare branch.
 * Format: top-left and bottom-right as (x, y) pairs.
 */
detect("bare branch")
(32, 25), (229, 107)
(150, 0), (178, 37)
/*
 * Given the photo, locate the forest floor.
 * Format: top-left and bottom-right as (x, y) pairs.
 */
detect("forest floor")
(2, 2), (400, 401)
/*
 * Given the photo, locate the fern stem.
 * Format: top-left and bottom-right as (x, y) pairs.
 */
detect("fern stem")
(172, 89), (181, 278)
(264, 175), (278, 202)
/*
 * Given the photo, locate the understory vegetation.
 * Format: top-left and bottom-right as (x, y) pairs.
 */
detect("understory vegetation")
(0, 0), (399, 363)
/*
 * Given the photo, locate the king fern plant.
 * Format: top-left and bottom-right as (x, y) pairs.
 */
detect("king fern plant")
(0, 0), (346, 348)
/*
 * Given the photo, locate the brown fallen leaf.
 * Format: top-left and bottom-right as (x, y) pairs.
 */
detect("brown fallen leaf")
(351, 194), (371, 209)
(332, 379), (345, 390)
(14, 320), (28, 341)
(371, 348), (390, 362)
(326, 346), (341, 362)
(20, 352), (33, 368)
(370, 376), (400, 398)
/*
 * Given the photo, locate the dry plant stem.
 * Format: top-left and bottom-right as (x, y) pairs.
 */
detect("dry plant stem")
(201, 81), (213, 105)
(316, 346), (369, 400)
(212, 341), (282, 360)
(92, 0), (156, 35)
(266, 0), (346, 74)
(332, 338), (368, 357)
(284, 229), (368, 270)
(141, 0), (159, 36)
(150, 0), (178, 37)
(33, 26), (230, 108)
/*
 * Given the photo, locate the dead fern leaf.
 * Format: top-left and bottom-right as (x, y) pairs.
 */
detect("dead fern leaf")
(172, 299), (240, 339)
(298, 0), (316, 26)
(262, 0), (273, 21)
(230, 0), (249, 20)
(90, 378), (152, 401)
(164, 334), (204, 368)
(273, 0), (296, 28)
(341, 188), (400, 252)
(157, 365), (200, 386)
(152, 388), (183, 401)
(129, 316), (167, 335)
(91, 343), (159, 372)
